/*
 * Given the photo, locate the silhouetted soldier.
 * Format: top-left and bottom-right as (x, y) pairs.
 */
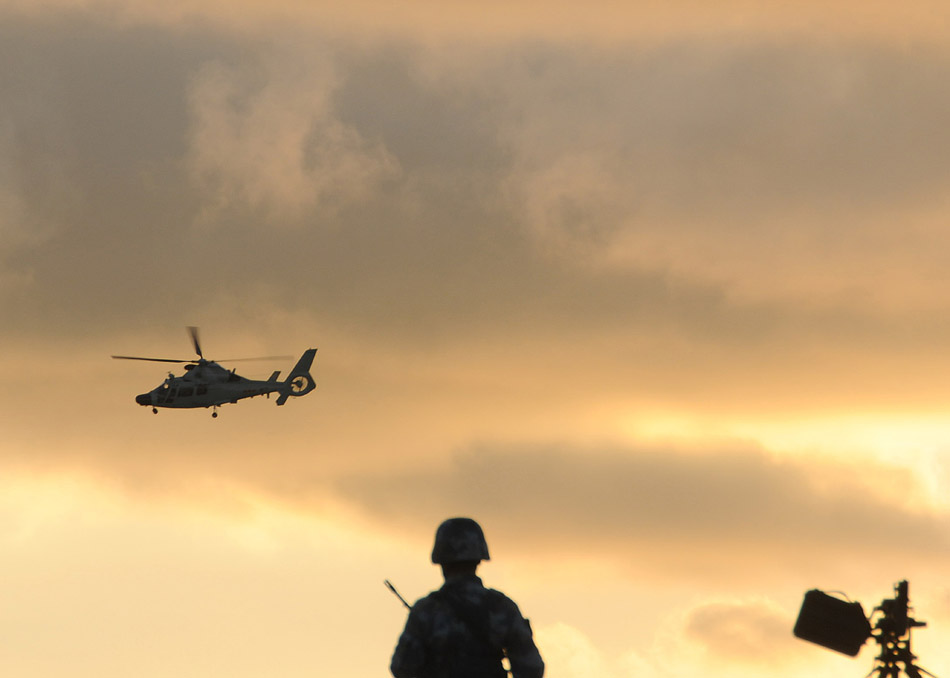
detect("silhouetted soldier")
(391, 517), (545, 678)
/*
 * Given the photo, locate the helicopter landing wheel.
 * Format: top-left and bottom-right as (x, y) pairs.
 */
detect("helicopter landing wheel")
(212, 410), (218, 418)
(152, 407), (158, 414)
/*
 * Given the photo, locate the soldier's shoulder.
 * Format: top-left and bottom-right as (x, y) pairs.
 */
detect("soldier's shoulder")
(403, 592), (444, 627)
(484, 587), (521, 610)
(413, 590), (442, 607)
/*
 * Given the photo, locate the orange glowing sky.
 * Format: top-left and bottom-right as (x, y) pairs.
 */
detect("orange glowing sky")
(2, 1), (950, 677)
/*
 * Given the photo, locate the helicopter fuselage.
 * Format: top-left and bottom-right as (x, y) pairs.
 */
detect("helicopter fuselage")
(136, 369), (283, 409)
(132, 349), (317, 414)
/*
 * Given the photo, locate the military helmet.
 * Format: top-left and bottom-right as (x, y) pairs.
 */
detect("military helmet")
(431, 517), (491, 564)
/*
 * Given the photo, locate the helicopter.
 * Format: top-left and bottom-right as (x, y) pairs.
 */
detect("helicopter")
(113, 327), (317, 417)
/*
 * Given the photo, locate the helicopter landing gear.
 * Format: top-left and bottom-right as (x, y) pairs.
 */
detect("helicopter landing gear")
(152, 407), (158, 414)
(211, 406), (218, 419)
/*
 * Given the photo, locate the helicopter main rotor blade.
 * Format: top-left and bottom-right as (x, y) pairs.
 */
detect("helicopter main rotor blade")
(112, 354), (292, 363)
(188, 326), (203, 359)
(214, 355), (294, 363)
(111, 355), (193, 363)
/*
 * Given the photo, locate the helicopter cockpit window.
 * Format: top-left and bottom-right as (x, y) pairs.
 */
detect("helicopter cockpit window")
(178, 387), (194, 398)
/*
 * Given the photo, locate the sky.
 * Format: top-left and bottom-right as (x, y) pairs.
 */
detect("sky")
(3, 1), (950, 676)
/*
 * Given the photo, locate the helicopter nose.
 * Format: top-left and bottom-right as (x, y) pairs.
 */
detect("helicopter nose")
(135, 393), (151, 406)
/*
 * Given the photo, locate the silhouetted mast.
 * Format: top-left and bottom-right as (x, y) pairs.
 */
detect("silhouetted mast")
(794, 580), (935, 678)
(869, 581), (933, 678)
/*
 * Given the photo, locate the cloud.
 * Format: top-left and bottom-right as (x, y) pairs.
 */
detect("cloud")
(492, 41), (950, 308)
(7, 11), (950, 494)
(534, 598), (839, 678)
(186, 47), (399, 221)
(0, 12), (235, 332)
(7, 0), (950, 44)
(534, 623), (658, 678)
(0, 471), (420, 678)
(650, 596), (839, 678)
(331, 443), (950, 580)
(681, 598), (795, 662)
(0, 122), (39, 299)
(5, 7), (950, 678)
(6, 10), (950, 349)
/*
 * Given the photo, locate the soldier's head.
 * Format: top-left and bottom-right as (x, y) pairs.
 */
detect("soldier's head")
(431, 517), (490, 577)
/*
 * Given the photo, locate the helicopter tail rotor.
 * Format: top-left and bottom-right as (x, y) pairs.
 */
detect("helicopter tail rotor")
(277, 348), (317, 405)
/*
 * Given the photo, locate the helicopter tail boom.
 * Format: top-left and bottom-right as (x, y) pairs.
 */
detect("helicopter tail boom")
(276, 348), (317, 406)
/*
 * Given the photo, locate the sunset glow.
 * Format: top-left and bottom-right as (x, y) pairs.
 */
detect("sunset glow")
(3, 1), (950, 677)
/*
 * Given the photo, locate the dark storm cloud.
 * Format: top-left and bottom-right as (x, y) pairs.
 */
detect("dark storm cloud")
(331, 443), (950, 573)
